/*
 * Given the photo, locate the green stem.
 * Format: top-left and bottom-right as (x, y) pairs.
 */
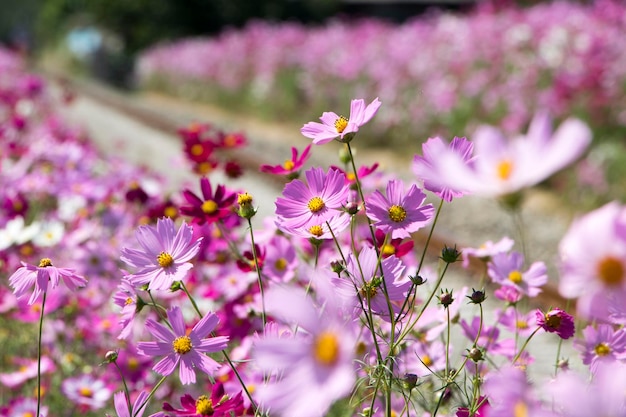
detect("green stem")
(114, 361), (132, 413)
(36, 291), (47, 417)
(512, 327), (541, 365)
(133, 375), (167, 417)
(246, 218), (266, 328)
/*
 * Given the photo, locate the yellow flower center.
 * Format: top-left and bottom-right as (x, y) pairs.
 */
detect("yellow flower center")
(595, 342), (611, 356)
(172, 335), (193, 354)
(334, 116), (349, 133)
(513, 401), (528, 417)
(191, 144), (204, 156)
(125, 297), (133, 305)
(274, 258), (288, 271)
(597, 256), (624, 286)
(38, 258), (53, 268)
(128, 357), (139, 370)
(197, 162), (214, 175)
(497, 159), (514, 180)
(313, 331), (340, 366)
(223, 134), (237, 147)
(164, 205), (178, 218)
(283, 160), (295, 170)
(79, 387), (93, 398)
(307, 196), (326, 213)
(157, 252), (174, 268)
(360, 283), (378, 299)
(237, 193), (253, 205)
(22, 412), (34, 417)
(309, 225), (324, 237)
(388, 205), (407, 223)
(421, 355), (433, 367)
(202, 200), (218, 214)
(382, 244), (396, 256)
(545, 313), (561, 329)
(508, 270), (523, 284)
(516, 320), (528, 330)
(195, 395), (214, 416)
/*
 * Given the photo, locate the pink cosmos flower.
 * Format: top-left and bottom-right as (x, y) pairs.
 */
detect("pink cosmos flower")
(112, 277), (142, 340)
(427, 111), (592, 197)
(8, 257), (87, 305)
(62, 374), (112, 411)
(0, 397), (48, 417)
(461, 236), (515, 268)
(558, 202), (626, 321)
(365, 179), (434, 239)
(413, 136), (475, 202)
(536, 308), (575, 339)
(136, 306), (228, 385)
(260, 145), (312, 179)
(301, 97), (382, 145)
(120, 217), (202, 291)
(496, 307), (536, 338)
(574, 324), (626, 372)
(487, 251), (548, 297)
(106, 391), (149, 417)
(275, 167), (350, 230)
(0, 356), (55, 388)
(263, 235), (298, 282)
(254, 286), (356, 417)
(277, 212), (351, 240)
(333, 246), (409, 320)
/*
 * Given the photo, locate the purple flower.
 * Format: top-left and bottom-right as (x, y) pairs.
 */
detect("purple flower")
(558, 202), (626, 321)
(112, 277), (142, 340)
(137, 306), (228, 385)
(574, 324), (626, 372)
(275, 167), (350, 230)
(62, 374), (112, 411)
(254, 286), (356, 417)
(536, 308), (575, 339)
(152, 384), (244, 417)
(8, 257), (87, 305)
(301, 97), (381, 145)
(427, 111), (592, 197)
(120, 217), (202, 291)
(487, 251), (548, 297)
(365, 179), (434, 239)
(413, 136), (475, 202)
(107, 391), (149, 417)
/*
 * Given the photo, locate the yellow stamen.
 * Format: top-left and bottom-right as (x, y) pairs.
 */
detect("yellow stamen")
(274, 258), (288, 271)
(334, 116), (349, 133)
(202, 200), (218, 214)
(128, 358), (139, 370)
(195, 395), (214, 415)
(172, 336), (193, 354)
(164, 206), (178, 218)
(190, 144), (204, 156)
(79, 387), (93, 398)
(309, 225), (324, 237)
(237, 193), (253, 205)
(283, 160), (295, 170)
(595, 342), (611, 356)
(39, 258), (53, 268)
(223, 134), (237, 147)
(388, 205), (407, 223)
(497, 160), (514, 180)
(382, 244), (396, 256)
(513, 401), (528, 417)
(508, 270), (523, 284)
(307, 196), (325, 213)
(421, 355), (433, 367)
(157, 252), (174, 268)
(516, 320), (528, 330)
(313, 331), (340, 366)
(597, 256), (624, 286)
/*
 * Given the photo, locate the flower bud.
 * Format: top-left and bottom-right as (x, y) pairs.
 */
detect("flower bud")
(410, 275), (426, 286)
(437, 289), (454, 308)
(401, 373), (418, 390)
(467, 288), (486, 304)
(237, 193), (257, 219)
(467, 347), (484, 362)
(104, 350), (118, 363)
(440, 244), (461, 264)
(331, 260), (345, 274)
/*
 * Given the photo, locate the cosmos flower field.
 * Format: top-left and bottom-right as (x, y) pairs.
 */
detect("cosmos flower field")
(3, 3), (626, 416)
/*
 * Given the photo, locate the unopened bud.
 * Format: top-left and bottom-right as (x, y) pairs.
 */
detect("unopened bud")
(237, 193), (256, 219)
(440, 244), (461, 264)
(438, 289), (454, 308)
(104, 350), (118, 363)
(467, 347), (484, 362)
(402, 373), (418, 390)
(467, 288), (486, 304)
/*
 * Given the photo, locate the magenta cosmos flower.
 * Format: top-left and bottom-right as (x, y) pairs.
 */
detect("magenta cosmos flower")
(8, 257), (87, 305)
(275, 167), (350, 230)
(536, 308), (575, 339)
(260, 145), (311, 179)
(365, 179), (434, 239)
(413, 136), (475, 202)
(180, 177), (237, 225)
(301, 97), (381, 145)
(137, 306), (228, 385)
(152, 383), (245, 417)
(121, 217), (201, 291)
